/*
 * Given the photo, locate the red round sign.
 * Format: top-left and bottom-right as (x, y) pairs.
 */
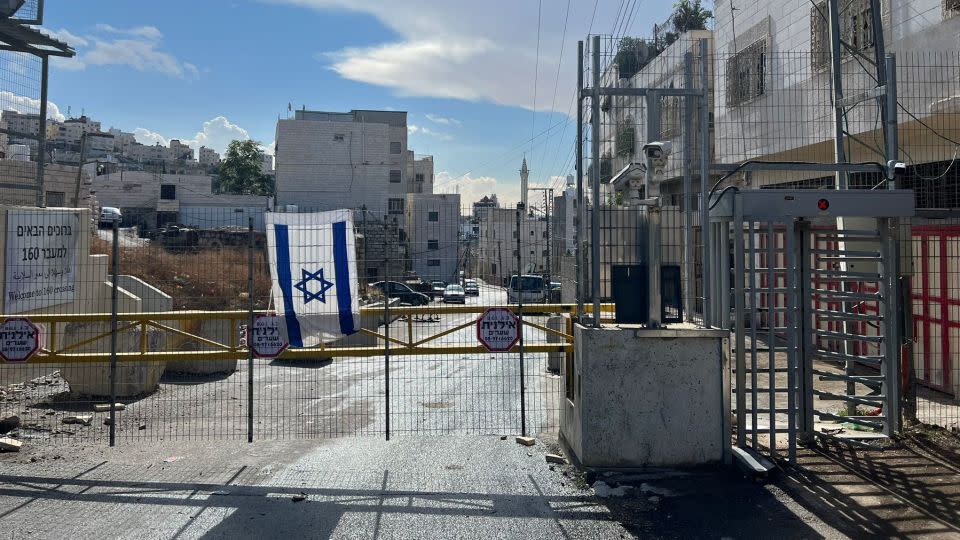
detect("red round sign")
(476, 307), (521, 352)
(0, 317), (41, 363)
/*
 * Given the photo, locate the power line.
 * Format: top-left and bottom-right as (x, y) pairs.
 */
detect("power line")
(530, 0), (543, 158)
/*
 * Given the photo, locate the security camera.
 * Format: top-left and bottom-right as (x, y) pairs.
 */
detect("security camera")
(642, 141), (673, 159)
(643, 141), (673, 175)
(887, 160), (906, 180)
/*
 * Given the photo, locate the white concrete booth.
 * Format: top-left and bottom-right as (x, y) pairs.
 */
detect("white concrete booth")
(561, 324), (731, 468)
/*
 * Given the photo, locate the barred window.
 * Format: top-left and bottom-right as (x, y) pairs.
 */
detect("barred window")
(428, 211), (439, 222)
(428, 240), (439, 250)
(726, 39), (767, 107)
(389, 170), (402, 183)
(427, 259), (440, 267)
(811, 0), (878, 71)
(415, 173), (425, 182)
(390, 141), (402, 154)
(660, 96), (682, 140)
(388, 198), (404, 214)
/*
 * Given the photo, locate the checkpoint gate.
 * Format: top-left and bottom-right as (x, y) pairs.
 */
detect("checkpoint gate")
(709, 189), (914, 463)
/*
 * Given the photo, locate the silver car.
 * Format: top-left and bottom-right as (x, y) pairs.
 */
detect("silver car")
(442, 284), (466, 304)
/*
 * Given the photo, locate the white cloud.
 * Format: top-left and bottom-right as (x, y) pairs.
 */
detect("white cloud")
(434, 171), (552, 207)
(132, 127), (168, 147)
(425, 113), (461, 127)
(133, 115), (252, 155)
(0, 91), (65, 122)
(407, 123), (452, 141)
(51, 24), (197, 79)
(272, 0), (622, 112)
(94, 24), (164, 41)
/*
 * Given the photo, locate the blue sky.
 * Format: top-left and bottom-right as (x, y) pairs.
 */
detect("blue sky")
(42, 0), (672, 205)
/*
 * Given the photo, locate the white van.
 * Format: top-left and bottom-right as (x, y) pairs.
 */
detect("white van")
(507, 274), (547, 304)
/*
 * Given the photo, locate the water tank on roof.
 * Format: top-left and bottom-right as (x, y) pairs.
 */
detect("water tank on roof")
(8, 144), (30, 161)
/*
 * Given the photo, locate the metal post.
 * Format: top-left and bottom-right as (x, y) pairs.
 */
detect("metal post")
(109, 221), (119, 446)
(35, 56), (49, 208)
(698, 39), (712, 327)
(544, 189), (552, 295)
(827, 0), (849, 190)
(72, 134), (87, 207)
(516, 203), (527, 436)
(733, 210), (745, 448)
(576, 40), (585, 321)
(645, 91), (662, 328)
(590, 35), (602, 327)
(884, 54), (898, 190)
(798, 221), (815, 442)
(384, 235), (391, 442)
(247, 217), (254, 443)
(785, 222), (799, 463)
(682, 51), (695, 322)
(880, 218), (902, 435)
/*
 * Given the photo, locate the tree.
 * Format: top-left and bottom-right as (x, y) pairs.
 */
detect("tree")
(215, 140), (274, 196)
(671, 0), (712, 34)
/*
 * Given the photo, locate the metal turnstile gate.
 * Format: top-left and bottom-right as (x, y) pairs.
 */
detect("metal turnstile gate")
(709, 189), (914, 464)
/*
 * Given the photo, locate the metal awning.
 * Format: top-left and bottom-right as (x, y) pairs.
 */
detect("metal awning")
(0, 17), (73, 57)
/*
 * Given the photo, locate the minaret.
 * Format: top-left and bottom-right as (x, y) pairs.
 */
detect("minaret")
(520, 157), (529, 211)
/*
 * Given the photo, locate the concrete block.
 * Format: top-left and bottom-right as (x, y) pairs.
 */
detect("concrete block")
(0, 437), (22, 452)
(63, 415), (92, 426)
(546, 315), (567, 372)
(164, 319), (237, 375)
(60, 321), (166, 398)
(545, 454), (566, 464)
(561, 324), (730, 468)
(515, 436), (535, 446)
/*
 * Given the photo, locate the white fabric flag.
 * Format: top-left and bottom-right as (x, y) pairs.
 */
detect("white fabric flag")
(265, 210), (360, 347)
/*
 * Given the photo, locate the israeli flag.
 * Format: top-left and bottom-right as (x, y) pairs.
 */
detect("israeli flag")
(265, 210), (359, 347)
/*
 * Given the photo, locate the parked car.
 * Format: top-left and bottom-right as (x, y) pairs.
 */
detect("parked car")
(431, 280), (447, 299)
(372, 281), (430, 306)
(464, 280), (479, 296)
(98, 206), (122, 228)
(406, 280), (437, 300)
(443, 284), (466, 304)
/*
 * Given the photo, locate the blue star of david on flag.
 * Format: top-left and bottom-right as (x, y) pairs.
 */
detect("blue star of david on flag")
(293, 267), (334, 304)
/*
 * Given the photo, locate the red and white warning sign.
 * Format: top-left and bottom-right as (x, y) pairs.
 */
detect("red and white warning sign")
(476, 307), (520, 352)
(0, 317), (40, 363)
(247, 314), (288, 358)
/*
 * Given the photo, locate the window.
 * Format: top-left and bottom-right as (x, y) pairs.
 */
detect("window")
(333, 134), (345, 142)
(389, 170), (402, 183)
(947, 0), (960, 18)
(366, 267), (379, 278)
(811, 0), (878, 70)
(530, 250), (535, 256)
(542, 231), (549, 238)
(388, 198), (404, 214)
(428, 211), (439, 222)
(390, 142), (402, 154)
(492, 263), (497, 275)
(45, 191), (65, 207)
(160, 184), (176, 200)
(726, 39), (767, 106)
(513, 249), (519, 257)
(415, 173), (425, 182)
(428, 240), (439, 250)
(542, 250), (549, 257)
(427, 259), (440, 267)
(530, 230), (535, 236)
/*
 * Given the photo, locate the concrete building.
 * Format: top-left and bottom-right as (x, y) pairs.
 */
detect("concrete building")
(406, 152), (434, 195)
(274, 109), (427, 214)
(0, 159), (91, 207)
(90, 171), (268, 229)
(0, 110), (41, 156)
(198, 146), (220, 168)
(404, 193), (461, 283)
(476, 207), (549, 286)
(53, 116), (102, 145)
(261, 153), (274, 175)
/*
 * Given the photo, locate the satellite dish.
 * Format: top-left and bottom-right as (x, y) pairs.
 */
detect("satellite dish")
(0, 0), (26, 18)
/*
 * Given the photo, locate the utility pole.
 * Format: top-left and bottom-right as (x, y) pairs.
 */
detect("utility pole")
(497, 240), (503, 287)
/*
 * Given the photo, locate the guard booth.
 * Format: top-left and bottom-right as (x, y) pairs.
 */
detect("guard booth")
(708, 188), (914, 467)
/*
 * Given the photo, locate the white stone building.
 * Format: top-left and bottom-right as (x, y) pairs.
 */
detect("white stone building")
(274, 109), (426, 215)
(404, 193), (461, 283)
(476, 206), (549, 286)
(198, 146), (220, 167)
